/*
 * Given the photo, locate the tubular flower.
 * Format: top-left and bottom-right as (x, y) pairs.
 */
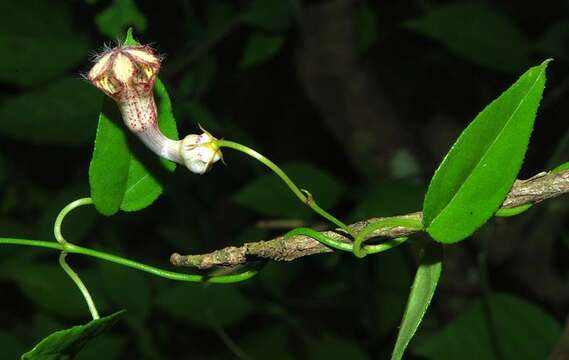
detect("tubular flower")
(87, 44), (222, 173)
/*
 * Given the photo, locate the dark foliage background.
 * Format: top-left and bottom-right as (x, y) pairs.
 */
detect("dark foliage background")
(1, 0), (568, 358)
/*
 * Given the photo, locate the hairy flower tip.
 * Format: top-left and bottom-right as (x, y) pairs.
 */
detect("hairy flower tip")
(87, 45), (161, 101)
(180, 132), (223, 174)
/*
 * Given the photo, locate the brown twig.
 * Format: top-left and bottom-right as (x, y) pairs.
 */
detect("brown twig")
(170, 169), (569, 269)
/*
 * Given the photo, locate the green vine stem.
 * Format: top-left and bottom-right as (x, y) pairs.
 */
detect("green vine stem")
(54, 197), (94, 244)
(0, 197), (258, 284)
(284, 227), (410, 255)
(352, 216), (424, 258)
(54, 197), (100, 320)
(216, 140), (353, 236)
(0, 238), (257, 283)
(59, 252), (100, 320)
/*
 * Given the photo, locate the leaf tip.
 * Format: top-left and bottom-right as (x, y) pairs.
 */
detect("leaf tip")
(124, 27), (140, 46)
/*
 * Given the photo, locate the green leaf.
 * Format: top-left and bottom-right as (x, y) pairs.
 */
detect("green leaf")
(89, 101), (130, 216)
(0, 0), (89, 87)
(156, 284), (252, 327)
(0, 263), (97, 319)
(75, 335), (126, 360)
(89, 29), (178, 215)
(404, 3), (531, 73)
(95, 0), (147, 38)
(32, 314), (65, 347)
(391, 242), (442, 360)
(0, 79), (102, 145)
(21, 311), (124, 360)
(241, 0), (294, 31)
(355, 2), (379, 54)
(239, 33), (285, 68)
(413, 293), (561, 360)
(234, 162), (345, 219)
(0, 332), (24, 359)
(423, 61), (549, 243)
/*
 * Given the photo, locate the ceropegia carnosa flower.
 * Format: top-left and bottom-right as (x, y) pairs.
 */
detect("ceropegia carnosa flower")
(87, 43), (222, 174)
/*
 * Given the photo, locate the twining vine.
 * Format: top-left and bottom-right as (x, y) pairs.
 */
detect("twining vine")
(3, 29), (568, 360)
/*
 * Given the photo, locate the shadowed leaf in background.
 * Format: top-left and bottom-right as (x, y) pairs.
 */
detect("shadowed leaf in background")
(404, 2), (532, 73)
(413, 293), (562, 360)
(234, 162), (345, 219)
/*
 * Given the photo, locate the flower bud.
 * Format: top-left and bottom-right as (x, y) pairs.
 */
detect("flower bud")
(180, 132), (223, 174)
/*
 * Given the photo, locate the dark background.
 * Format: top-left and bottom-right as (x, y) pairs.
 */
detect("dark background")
(1, 0), (568, 358)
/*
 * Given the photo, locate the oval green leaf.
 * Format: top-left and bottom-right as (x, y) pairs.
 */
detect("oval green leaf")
(21, 311), (124, 360)
(89, 101), (130, 216)
(241, 0), (294, 31)
(390, 242), (442, 360)
(423, 60), (549, 243)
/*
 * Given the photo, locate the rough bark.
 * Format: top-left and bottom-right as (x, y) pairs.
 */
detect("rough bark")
(171, 169), (569, 269)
